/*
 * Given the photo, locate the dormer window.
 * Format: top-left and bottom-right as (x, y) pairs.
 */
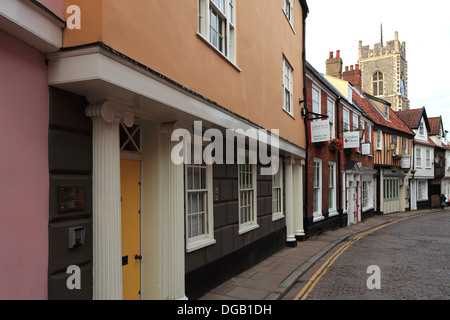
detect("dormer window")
(419, 121), (425, 136)
(384, 105), (389, 120)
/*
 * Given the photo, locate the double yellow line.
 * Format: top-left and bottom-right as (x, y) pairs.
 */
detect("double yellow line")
(293, 216), (414, 300)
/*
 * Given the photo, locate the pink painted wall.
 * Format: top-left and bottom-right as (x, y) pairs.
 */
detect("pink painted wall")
(36, 0), (64, 19)
(0, 30), (49, 300)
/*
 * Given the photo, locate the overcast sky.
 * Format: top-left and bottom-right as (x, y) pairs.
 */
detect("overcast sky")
(305, 0), (450, 134)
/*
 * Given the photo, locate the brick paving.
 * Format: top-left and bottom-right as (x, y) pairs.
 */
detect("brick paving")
(199, 208), (446, 300)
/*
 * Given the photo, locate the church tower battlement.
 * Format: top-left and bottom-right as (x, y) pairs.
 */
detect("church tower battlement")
(358, 31), (410, 111)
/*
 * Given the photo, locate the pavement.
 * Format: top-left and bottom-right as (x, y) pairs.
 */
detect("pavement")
(199, 208), (447, 300)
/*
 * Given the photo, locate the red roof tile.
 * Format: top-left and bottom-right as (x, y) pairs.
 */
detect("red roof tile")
(352, 91), (414, 136)
(396, 108), (423, 129)
(428, 117), (441, 136)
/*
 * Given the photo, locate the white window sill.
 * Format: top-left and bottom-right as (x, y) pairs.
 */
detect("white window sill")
(282, 9), (296, 34)
(238, 222), (259, 235)
(328, 210), (339, 217)
(272, 212), (285, 222)
(196, 33), (241, 72)
(186, 238), (216, 253)
(282, 108), (295, 119)
(313, 214), (324, 222)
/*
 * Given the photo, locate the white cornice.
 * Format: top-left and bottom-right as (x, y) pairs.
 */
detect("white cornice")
(0, 0), (63, 52)
(47, 45), (306, 159)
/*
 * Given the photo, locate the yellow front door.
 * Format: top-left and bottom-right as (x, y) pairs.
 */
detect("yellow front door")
(121, 160), (141, 300)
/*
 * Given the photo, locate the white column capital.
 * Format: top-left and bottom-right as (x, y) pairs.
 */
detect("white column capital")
(86, 100), (135, 127)
(284, 157), (296, 165)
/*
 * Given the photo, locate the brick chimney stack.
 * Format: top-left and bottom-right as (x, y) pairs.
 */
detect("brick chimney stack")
(326, 50), (343, 79)
(343, 63), (362, 92)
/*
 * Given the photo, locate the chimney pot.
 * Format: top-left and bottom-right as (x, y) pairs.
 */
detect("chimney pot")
(355, 64), (359, 70)
(345, 66), (349, 72)
(329, 52), (334, 59)
(350, 65), (354, 71)
(336, 50), (340, 58)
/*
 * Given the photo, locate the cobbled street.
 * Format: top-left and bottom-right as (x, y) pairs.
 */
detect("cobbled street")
(284, 211), (450, 300)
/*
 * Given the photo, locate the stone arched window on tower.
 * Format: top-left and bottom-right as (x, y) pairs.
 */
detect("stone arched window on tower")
(373, 71), (384, 96)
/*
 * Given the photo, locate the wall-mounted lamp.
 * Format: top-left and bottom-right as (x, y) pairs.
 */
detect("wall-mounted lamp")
(435, 156), (440, 165)
(357, 127), (365, 140)
(389, 142), (397, 152)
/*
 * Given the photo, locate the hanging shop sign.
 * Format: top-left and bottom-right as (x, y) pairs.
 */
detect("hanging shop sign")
(309, 120), (330, 143)
(343, 131), (360, 149)
(361, 143), (371, 155)
(401, 155), (411, 169)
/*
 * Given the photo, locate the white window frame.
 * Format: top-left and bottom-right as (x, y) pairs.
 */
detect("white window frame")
(416, 147), (422, 168)
(283, 0), (294, 27)
(362, 180), (374, 211)
(367, 124), (372, 143)
(377, 130), (383, 150)
(313, 159), (323, 222)
(419, 121), (425, 137)
(352, 114), (359, 131)
(392, 135), (399, 155)
(417, 180), (428, 201)
(312, 85), (321, 121)
(343, 108), (350, 131)
(198, 0), (237, 63)
(426, 149), (432, 169)
(238, 155), (258, 234)
(272, 163), (284, 221)
(402, 138), (407, 155)
(185, 163), (216, 252)
(362, 181), (369, 209)
(327, 98), (335, 139)
(328, 162), (337, 216)
(360, 119), (366, 143)
(283, 57), (294, 116)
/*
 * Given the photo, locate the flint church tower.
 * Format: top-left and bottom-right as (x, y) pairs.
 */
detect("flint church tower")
(359, 30), (410, 111)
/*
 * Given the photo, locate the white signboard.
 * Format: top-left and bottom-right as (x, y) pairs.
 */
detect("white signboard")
(401, 155), (411, 169)
(361, 143), (371, 155)
(343, 131), (360, 149)
(310, 120), (330, 143)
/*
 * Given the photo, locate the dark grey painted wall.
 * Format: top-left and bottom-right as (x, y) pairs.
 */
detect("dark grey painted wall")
(48, 87), (93, 300)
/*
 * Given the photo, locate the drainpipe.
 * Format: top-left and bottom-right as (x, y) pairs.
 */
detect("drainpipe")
(376, 168), (381, 215)
(336, 97), (343, 227)
(303, 94), (309, 237)
(301, 7), (309, 238)
(411, 139), (416, 210)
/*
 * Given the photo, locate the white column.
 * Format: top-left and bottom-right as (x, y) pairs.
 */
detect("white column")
(293, 160), (305, 240)
(285, 157), (296, 246)
(160, 122), (187, 300)
(86, 101), (134, 300)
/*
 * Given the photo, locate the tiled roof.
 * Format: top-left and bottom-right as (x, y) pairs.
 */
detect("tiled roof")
(351, 91), (414, 136)
(396, 108), (423, 129)
(428, 117), (441, 136)
(415, 137), (436, 147)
